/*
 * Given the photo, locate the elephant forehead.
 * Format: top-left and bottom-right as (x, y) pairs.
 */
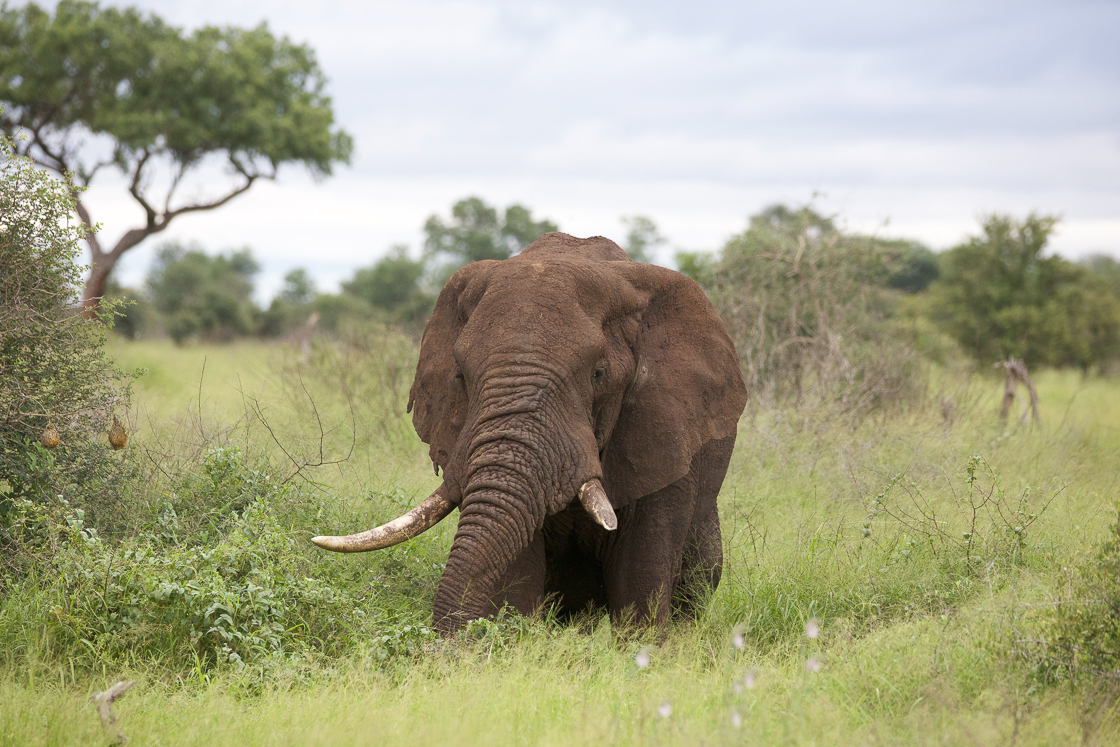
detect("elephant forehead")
(464, 257), (645, 319)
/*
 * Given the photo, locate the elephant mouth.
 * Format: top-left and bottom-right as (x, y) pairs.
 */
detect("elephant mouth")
(311, 477), (617, 553)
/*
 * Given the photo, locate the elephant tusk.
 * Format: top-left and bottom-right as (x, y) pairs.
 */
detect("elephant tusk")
(312, 483), (456, 553)
(579, 478), (617, 531)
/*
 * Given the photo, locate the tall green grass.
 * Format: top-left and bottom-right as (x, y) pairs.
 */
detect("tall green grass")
(2, 338), (1117, 745)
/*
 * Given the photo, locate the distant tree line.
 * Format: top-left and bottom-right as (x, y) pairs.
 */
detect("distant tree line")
(676, 205), (1120, 409)
(111, 196), (1120, 390)
(112, 196), (663, 344)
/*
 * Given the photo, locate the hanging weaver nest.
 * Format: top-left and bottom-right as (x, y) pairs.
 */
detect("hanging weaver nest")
(108, 417), (128, 450)
(40, 426), (61, 449)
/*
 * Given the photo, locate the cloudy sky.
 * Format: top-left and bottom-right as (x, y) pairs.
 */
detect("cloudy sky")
(66, 0), (1120, 300)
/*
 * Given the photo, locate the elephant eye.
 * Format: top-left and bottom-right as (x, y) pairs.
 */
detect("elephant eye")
(592, 367), (607, 383)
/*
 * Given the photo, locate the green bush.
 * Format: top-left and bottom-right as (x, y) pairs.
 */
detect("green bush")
(0, 132), (133, 526)
(1016, 507), (1120, 686)
(930, 214), (1120, 370)
(146, 243), (260, 344)
(0, 447), (359, 673)
(698, 204), (927, 411)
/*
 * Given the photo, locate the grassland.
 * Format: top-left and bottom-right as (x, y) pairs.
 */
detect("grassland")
(2, 338), (1118, 746)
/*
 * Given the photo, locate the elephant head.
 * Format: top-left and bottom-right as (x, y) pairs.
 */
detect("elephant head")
(313, 233), (747, 633)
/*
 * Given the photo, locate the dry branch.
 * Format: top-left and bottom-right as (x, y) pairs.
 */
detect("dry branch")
(994, 358), (1041, 426)
(90, 679), (136, 744)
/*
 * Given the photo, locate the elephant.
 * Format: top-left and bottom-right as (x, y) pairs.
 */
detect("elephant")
(312, 232), (748, 634)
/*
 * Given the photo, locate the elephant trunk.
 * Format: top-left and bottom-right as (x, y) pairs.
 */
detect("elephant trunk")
(431, 484), (538, 632)
(431, 399), (565, 632)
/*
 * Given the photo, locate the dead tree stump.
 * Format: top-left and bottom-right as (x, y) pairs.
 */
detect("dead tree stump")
(994, 358), (1041, 427)
(90, 680), (136, 745)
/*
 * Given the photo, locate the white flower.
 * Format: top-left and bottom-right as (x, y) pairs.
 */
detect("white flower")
(805, 619), (820, 639)
(743, 670), (756, 689)
(658, 701), (672, 718)
(806, 656), (821, 673)
(635, 648), (650, 669)
(733, 682), (742, 695)
(731, 711), (742, 729)
(732, 631), (745, 650)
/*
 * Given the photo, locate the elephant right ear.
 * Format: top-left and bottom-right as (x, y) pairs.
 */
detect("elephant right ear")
(407, 262), (490, 480)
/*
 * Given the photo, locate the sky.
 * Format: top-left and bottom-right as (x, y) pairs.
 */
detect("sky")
(54, 0), (1120, 301)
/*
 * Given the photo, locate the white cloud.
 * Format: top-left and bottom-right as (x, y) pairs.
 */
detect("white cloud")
(42, 0), (1119, 299)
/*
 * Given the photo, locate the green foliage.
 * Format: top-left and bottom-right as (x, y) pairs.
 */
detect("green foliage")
(306, 293), (376, 336)
(257, 269), (317, 338)
(620, 215), (664, 263)
(698, 203), (924, 410)
(2, 454), (358, 671)
(1015, 507), (1120, 687)
(146, 243), (259, 344)
(878, 239), (939, 293)
(0, 1), (352, 175)
(0, 1), (352, 302)
(674, 250), (715, 286)
(424, 196), (557, 277)
(342, 245), (435, 329)
(930, 214), (1120, 369)
(104, 279), (156, 340)
(0, 132), (131, 516)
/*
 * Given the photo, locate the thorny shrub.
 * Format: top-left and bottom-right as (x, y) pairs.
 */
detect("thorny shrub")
(0, 132), (133, 527)
(701, 205), (929, 413)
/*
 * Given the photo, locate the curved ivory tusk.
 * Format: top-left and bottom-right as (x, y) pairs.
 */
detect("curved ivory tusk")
(312, 483), (456, 553)
(579, 478), (617, 531)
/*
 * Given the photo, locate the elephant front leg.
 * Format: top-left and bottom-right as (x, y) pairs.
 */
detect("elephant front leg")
(602, 435), (735, 628)
(484, 529), (547, 618)
(603, 483), (698, 629)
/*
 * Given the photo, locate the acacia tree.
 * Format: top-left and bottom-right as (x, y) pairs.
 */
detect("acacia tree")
(0, 1), (353, 313)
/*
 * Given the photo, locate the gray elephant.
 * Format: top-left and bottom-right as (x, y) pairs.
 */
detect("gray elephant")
(313, 232), (747, 634)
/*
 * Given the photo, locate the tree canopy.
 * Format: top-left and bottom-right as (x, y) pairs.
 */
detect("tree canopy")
(930, 214), (1120, 370)
(146, 243), (260, 344)
(341, 245), (434, 328)
(0, 1), (352, 311)
(620, 215), (663, 263)
(424, 197), (557, 274)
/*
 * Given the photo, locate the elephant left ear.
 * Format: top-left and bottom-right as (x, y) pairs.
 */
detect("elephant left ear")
(601, 263), (748, 506)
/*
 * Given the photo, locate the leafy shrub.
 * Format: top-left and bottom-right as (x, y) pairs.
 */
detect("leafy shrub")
(146, 242), (260, 344)
(1015, 508), (1120, 687)
(698, 204), (927, 412)
(0, 447), (360, 673)
(0, 132), (133, 528)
